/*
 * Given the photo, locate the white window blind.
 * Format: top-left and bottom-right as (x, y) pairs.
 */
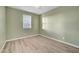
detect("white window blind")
(23, 14), (32, 29)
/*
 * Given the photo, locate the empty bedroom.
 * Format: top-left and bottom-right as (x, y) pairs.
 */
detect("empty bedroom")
(0, 6), (79, 53)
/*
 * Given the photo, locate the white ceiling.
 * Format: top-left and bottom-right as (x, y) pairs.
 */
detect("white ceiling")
(9, 6), (58, 14)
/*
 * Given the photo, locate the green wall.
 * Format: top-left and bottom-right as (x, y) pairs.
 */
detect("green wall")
(0, 7), (6, 49)
(1, 6), (79, 49)
(40, 6), (79, 46)
(6, 7), (40, 40)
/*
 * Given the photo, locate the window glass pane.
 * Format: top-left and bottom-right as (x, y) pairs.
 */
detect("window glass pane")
(42, 17), (47, 29)
(23, 15), (32, 29)
(42, 17), (47, 23)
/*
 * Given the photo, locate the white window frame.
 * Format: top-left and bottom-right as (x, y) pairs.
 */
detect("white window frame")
(42, 17), (47, 29)
(23, 14), (32, 29)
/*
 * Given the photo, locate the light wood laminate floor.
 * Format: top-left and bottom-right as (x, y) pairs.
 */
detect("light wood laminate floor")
(2, 35), (79, 53)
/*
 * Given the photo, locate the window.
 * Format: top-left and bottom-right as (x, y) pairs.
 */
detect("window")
(23, 14), (32, 29)
(42, 17), (47, 29)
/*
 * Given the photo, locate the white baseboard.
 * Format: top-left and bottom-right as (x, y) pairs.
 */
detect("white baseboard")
(40, 34), (79, 48)
(0, 41), (7, 53)
(6, 34), (40, 42)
